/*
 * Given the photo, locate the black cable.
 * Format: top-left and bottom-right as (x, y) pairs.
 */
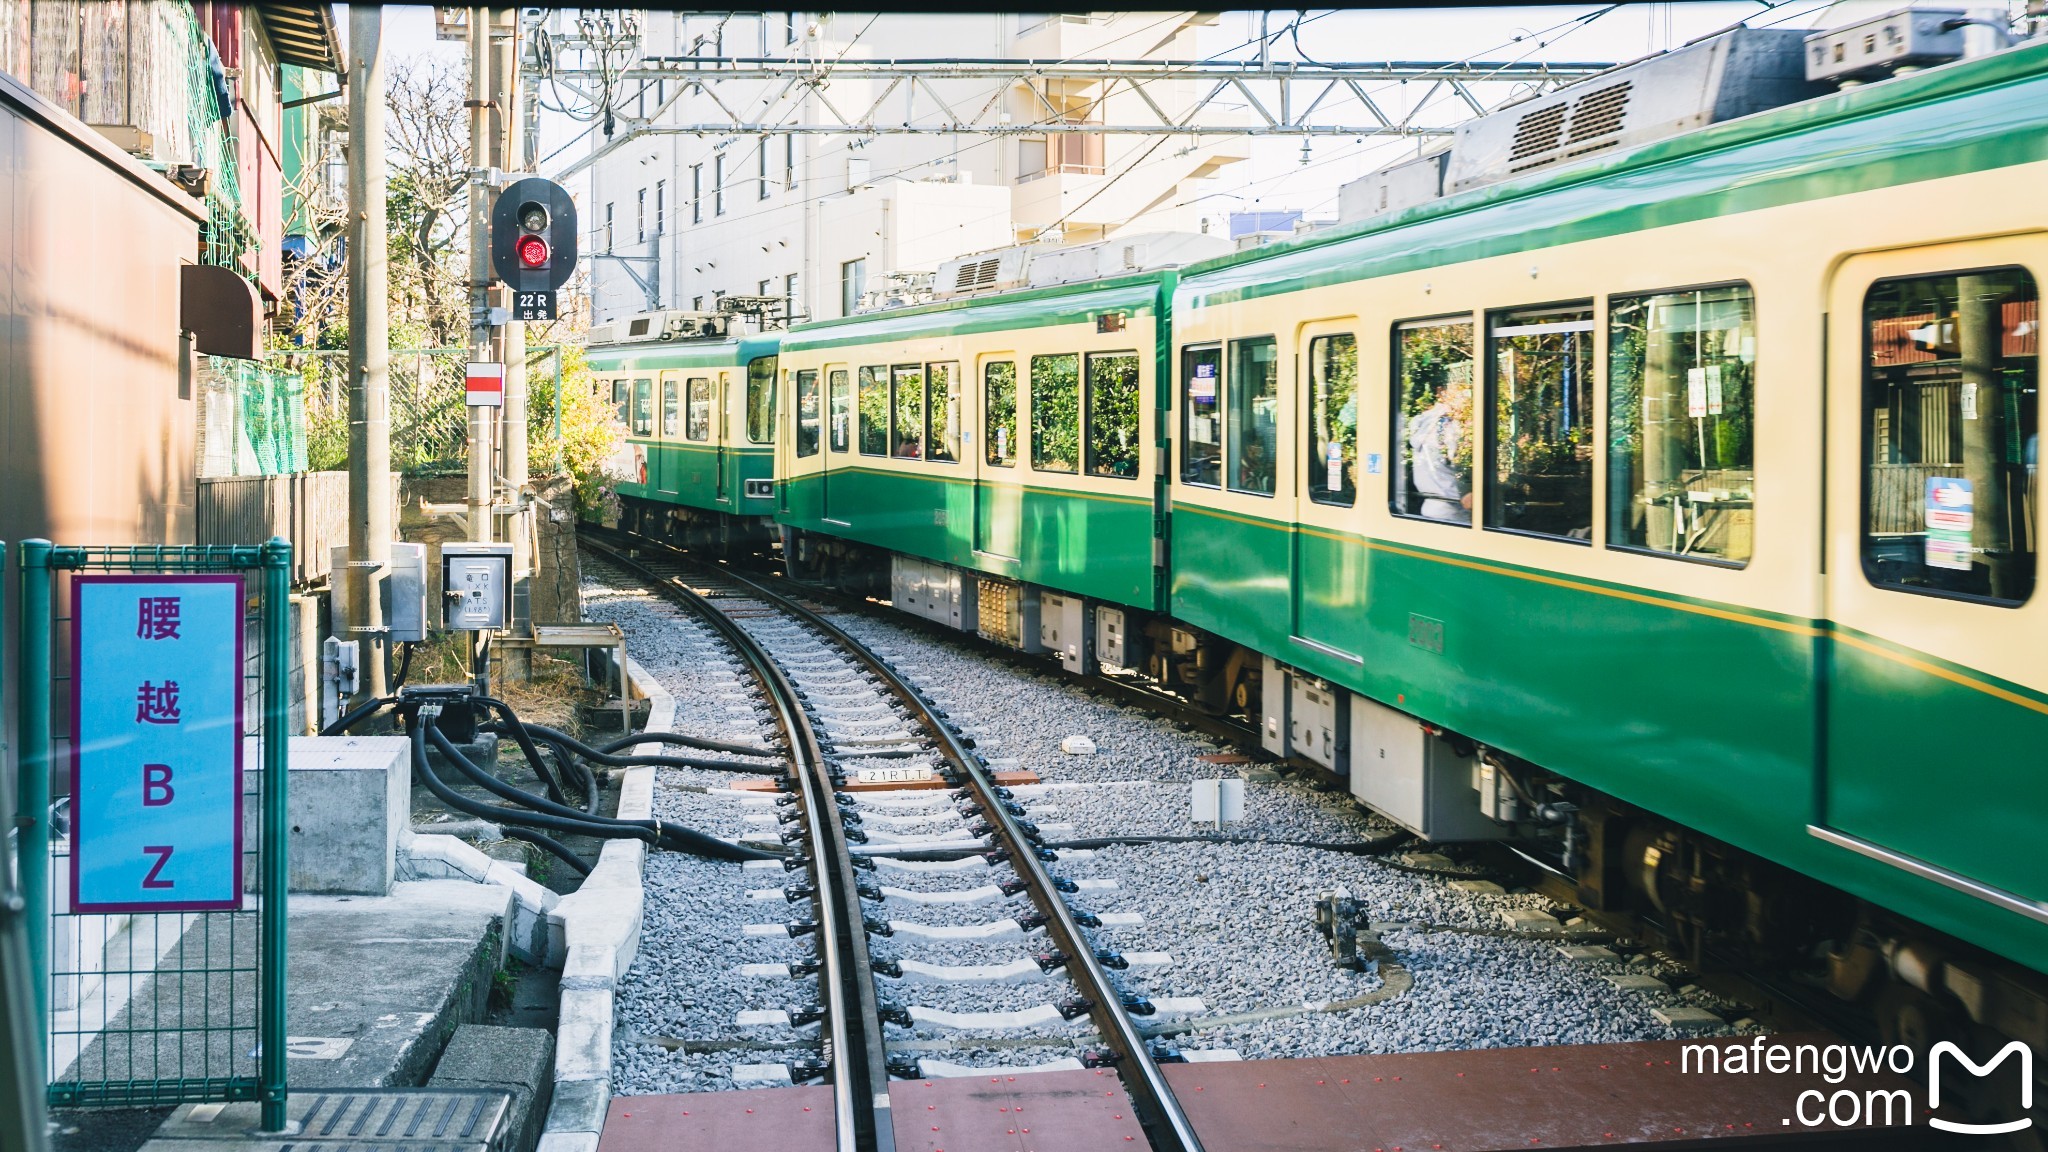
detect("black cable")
(510, 721), (784, 774)
(531, 728), (604, 815)
(390, 641), (416, 692)
(474, 696), (572, 806)
(593, 730), (776, 758)
(321, 695), (395, 737)
(502, 826), (593, 878)
(423, 717), (772, 861)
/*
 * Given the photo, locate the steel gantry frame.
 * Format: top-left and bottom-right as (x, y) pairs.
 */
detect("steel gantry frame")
(537, 53), (1617, 179)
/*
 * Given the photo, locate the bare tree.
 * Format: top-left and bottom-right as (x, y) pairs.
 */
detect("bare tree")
(385, 55), (471, 348)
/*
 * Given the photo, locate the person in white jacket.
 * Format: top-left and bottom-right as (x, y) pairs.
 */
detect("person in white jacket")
(1407, 381), (1472, 523)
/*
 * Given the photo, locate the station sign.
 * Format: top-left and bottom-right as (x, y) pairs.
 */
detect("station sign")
(69, 576), (244, 913)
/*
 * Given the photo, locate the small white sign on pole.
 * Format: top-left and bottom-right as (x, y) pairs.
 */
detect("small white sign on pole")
(466, 362), (504, 408)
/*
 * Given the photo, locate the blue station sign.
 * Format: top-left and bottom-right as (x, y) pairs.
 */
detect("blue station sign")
(69, 575), (245, 913)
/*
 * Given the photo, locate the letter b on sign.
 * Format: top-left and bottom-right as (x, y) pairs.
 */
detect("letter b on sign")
(143, 764), (174, 807)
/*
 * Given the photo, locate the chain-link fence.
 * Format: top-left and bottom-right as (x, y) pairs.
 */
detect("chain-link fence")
(281, 346), (570, 477)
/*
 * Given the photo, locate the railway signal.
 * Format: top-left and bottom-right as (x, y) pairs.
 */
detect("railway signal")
(490, 175), (577, 319)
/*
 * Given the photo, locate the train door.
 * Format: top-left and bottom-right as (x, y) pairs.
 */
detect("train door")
(1292, 320), (1367, 661)
(715, 370), (732, 504)
(975, 353), (1021, 559)
(656, 372), (682, 496)
(823, 364), (852, 523)
(1820, 240), (2048, 917)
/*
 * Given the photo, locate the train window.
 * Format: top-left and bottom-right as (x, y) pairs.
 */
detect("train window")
(1181, 345), (1222, 487)
(631, 378), (655, 436)
(661, 380), (681, 438)
(795, 370), (821, 458)
(1228, 337), (1278, 496)
(611, 380), (630, 425)
(686, 378), (712, 441)
(1085, 352), (1141, 479)
(747, 356), (776, 444)
(829, 369), (851, 453)
(1307, 334), (1358, 506)
(1030, 353), (1080, 473)
(927, 362), (959, 463)
(858, 367), (887, 455)
(985, 361), (1018, 467)
(891, 364), (925, 458)
(1861, 268), (2037, 605)
(1487, 303), (1594, 542)
(1393, 317), (1475, 524)
(1608, 285), (1756, 564)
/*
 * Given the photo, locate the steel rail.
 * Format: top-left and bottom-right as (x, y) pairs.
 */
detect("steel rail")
(640, 545), (1208, 1152)
(583, 537), (897, 1152)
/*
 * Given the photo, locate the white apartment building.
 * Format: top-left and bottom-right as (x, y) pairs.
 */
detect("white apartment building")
(580, 11), (1247, 325)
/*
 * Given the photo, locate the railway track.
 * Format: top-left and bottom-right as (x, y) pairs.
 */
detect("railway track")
(584, 528), (1206, 1152)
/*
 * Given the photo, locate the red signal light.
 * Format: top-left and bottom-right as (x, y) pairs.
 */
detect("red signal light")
(516, 234), (549, 268)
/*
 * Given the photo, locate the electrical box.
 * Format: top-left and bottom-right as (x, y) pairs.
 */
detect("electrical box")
(1261, 654), (1289, 759)
(1348, 694), (1508, 842)
(1094, 606), (1147, 671)
(890, 555), (977, 632)
(440, 542), (513, 631)
(1289, 676), (1349, 774)
(385, 542), (427, 642)
(1803, 8), (1973, 83)
(975, 577), (1043, 653)
(1039, 592), (1091, 675)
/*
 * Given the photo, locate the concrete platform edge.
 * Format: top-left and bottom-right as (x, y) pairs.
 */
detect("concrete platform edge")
(537, 657), (670, 1150)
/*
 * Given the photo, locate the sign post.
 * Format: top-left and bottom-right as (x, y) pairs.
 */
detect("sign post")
(466, 361), (504, 408)
(69, 576), (245, 913)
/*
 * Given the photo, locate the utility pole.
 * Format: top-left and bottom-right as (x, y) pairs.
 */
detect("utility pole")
(493, 7), (534, 676)
(347, 3), (391, 702)
(466, 6), (494, 552)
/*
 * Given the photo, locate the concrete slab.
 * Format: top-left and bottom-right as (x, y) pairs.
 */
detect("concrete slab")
(431, 1026), (555, 1152)
(1557, 945), (1618, 963)
(1448, 879), (1506, 894)
(1603, 974), (1671, 993)
(142, 1090), (510, 1151)
(1499, 908), (1562, 932)
(289, 736), (412, 895)
(1653, 1006), (1729, 1035)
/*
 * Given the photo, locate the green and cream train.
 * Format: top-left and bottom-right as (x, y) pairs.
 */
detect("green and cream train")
(588, 23), (2048, 1062)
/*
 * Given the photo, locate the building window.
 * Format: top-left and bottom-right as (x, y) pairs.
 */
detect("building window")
(1608, 284), (1757, 564)
(858, 366), (887, 455)
(1228, 337), (1278, 496)
(636, 188), (646, 242)
(1487, 303), (1595, 541)
(796, 370), (821, 458)
(785, 134), (796, 190)
(1085, 352), (1141, 478)
(604, 202), (615, 252)
(714, 153), (726, 216)
(927, 362), (958, 462)
(1181, 345), (1222, 487)
(1030, 353), (1080, 473)
(758, 279), (772, 297)
(829, 369), (851, 452)
(655, 180), (666, 234)
(1019, 137), (1047, 180)
(841, 258), (866, 316)
(1393, 317), (1476, 523)
(759, 144), (770, 200)
(690, 164), (703, 223)
(784, 272), (800, 322)
(985, 361), (1018, 467)
(691, 295), (704, 311)
(1307, 334), (1359, 505)
(1861, 268), (2038, 603)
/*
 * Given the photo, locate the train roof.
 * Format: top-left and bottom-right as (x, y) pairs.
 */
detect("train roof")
(775, 270), (1168, 354)
(1176, 36), (2048, 309)
(584, 331), (782, 371)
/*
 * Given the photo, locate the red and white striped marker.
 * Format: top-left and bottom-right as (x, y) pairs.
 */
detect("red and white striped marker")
(465, 362), (504, 407)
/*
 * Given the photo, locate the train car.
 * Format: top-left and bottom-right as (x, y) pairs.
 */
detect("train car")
(773, 233), (1227, 670)
(1166, 24), (2048, 1006)
(585, 313), (781, 551)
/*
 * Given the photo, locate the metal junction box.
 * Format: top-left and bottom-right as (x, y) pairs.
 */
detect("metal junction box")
(1094, 606), (1149, 671)
(441, 542), (513, 631)
(1803, 8), (1971, 83)
(890, 555), (977, 632)
(1260, 655), (1349, 773)
(1039, 592), (1091, 674)
(975, 576), (1042, 654)
(1348, 694), (1508, 842)
(385, 542), (427, 642)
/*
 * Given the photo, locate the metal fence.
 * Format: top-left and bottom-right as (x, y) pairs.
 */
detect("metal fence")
(18, 540), (292, 1129)
(196, 472), (389, 587)
(284, 346), (568, 476)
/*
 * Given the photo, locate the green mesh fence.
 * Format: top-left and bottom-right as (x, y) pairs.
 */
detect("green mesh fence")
(198, 358), (309, 477)
(292, 347), (567, 477)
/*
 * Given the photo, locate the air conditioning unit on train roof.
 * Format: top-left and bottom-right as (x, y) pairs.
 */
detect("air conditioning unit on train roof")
(935, 246), (1033, 299)
(596, 310), (729, 345)
(1442, 28), (1824, 197)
